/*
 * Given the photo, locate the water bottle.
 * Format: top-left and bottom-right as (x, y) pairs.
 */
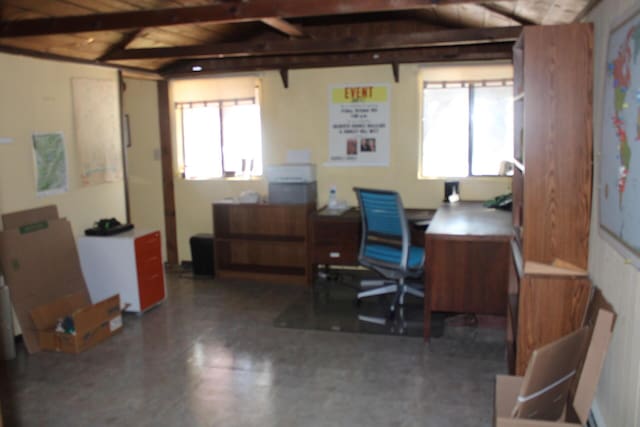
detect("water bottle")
(328, 186), (337, 208)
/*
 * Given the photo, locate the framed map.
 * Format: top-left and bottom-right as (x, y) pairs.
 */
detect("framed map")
(32, 132), (68, 196)
(599, 6), (640, 267)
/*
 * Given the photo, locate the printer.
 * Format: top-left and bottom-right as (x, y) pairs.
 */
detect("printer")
(265, 164), (317, 204)
(264, 163), (316, 183)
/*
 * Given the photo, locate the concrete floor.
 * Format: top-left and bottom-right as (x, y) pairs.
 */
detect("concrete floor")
(0, 272), (506, 427)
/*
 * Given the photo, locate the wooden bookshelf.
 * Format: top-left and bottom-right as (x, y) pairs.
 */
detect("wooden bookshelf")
(213, 202), (315, 285)
(509, 23), (594, 375)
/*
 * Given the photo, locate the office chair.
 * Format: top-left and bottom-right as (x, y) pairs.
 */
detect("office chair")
(353, 188), (425, 316)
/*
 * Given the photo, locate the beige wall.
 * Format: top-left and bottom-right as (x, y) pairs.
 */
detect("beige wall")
(122, 79), (167, 261)
(166, 63), (511, 261)
(0, 52), (126, 235)
(587, 1), (640, 426)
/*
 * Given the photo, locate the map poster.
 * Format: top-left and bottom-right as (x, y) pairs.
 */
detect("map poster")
(71, 78), (123, 186)
(327, 84), (390, 166)
(32, 132), (68, 196)
(600, 7), (640, 267)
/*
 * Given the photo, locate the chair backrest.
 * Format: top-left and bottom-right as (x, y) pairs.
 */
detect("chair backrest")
(354, 188), (410, 271)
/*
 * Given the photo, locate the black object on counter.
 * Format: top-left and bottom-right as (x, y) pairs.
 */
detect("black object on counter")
(85, 218), (134, 236)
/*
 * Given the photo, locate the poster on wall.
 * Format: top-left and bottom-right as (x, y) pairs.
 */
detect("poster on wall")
(599, 7), (640, 268)
(71, 77), (123, 186)
(32, 132), (68, 196)
(327, 84), (390, 166)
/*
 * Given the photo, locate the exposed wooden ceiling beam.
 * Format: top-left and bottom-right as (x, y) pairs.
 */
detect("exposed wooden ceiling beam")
(0, 0), (513, 37)
(480, 4), (536, 25)
(261, 18), (305, 38)
(104, 26), (521, 61)
(161, 42), (514, 77)
(574, 0), (601, 22)
(99, 29), (144, 61)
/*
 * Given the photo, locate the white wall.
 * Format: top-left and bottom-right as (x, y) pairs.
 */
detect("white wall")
(162, 63), (512, 261)
(0, 52), (126, 235)
(587, 1), (640, 426)
(122, 78), (167, 261)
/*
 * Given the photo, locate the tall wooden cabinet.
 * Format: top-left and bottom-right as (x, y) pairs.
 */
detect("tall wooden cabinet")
(213, 203), (314, 285)
(509, 23), (594, 375)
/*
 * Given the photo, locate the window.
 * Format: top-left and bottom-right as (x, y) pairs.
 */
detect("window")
(177, 96), (262, 180)
(421, 80), (513, 178)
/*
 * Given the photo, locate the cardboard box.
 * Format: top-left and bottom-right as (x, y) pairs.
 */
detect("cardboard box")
(495, 289), (616, 426)
(30, 293), (122, 353)
(0, 205), (123, 353)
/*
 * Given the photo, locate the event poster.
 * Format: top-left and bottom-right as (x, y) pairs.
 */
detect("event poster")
(328, 84), (390, 166)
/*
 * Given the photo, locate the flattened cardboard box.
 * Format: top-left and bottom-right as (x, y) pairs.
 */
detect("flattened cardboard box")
(0, 205), (121, 353)
(495, 290), (616, 427)
(31, 293), (122, 353)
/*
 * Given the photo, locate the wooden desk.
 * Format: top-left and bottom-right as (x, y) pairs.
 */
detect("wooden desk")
(309, 207), (434, 274)
(424, 202), (512, 341)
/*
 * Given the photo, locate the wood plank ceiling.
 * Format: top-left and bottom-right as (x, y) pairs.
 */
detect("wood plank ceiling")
(0, 0), (594, 79)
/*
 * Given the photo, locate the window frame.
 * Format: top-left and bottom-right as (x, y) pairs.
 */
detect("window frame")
(176, 96), (261, 180)
(420, 79), (513, 179)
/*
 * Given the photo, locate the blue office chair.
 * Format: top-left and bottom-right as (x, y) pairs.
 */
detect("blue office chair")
(354, 188), (425, 315)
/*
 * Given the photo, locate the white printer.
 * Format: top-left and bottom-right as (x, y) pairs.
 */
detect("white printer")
(264, 163), (316, 183)
(265, 164), (317, 204)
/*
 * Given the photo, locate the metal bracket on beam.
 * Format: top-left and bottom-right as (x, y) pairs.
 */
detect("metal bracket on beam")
(280, 68), (289, 88)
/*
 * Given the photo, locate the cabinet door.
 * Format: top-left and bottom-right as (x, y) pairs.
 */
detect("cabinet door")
(310, 217), (360, 265)
(516, 275), (590, 375)
(135, 232), (165, 311)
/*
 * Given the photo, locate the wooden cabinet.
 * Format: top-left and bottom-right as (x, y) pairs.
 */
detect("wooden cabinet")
(309, 209), (361, 267)
(77, 230), (166, 313)
(213, 203), (314, 285)
(509, 23), (594, 375)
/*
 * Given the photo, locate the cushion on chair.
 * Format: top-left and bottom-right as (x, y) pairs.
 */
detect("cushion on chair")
(363, 243), (424, 269)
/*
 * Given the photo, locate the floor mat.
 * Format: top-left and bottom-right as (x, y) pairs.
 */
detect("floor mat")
(274, 270), (506, 350)
(273, 270), (437, 338)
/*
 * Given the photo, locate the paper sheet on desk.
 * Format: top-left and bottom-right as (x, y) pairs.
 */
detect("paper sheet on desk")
(319, 207), (350, 216)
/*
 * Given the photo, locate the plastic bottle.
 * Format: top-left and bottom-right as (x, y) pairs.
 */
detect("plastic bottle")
(328, 186), (337, 208)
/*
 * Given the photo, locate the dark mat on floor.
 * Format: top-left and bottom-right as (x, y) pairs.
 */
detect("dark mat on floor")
(273, 270), (438, 338)
(274, 271), (507, 355)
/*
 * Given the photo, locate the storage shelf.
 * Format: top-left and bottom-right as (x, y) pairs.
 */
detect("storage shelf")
(213, 203), (314, 285)
(509, 23), (593, 376)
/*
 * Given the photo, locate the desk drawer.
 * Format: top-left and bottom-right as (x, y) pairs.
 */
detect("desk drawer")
(312, 220), (359, 244)
(312, 243), (359, 265)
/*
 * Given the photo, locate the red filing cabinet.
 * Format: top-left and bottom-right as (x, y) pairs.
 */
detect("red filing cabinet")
(78, 230), (166, 313)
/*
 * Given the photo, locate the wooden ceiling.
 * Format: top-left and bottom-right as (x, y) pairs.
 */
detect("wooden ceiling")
(0, 0), (596, 79)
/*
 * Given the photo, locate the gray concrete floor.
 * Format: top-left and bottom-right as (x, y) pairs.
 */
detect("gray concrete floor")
(0, 272), (506, 427)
